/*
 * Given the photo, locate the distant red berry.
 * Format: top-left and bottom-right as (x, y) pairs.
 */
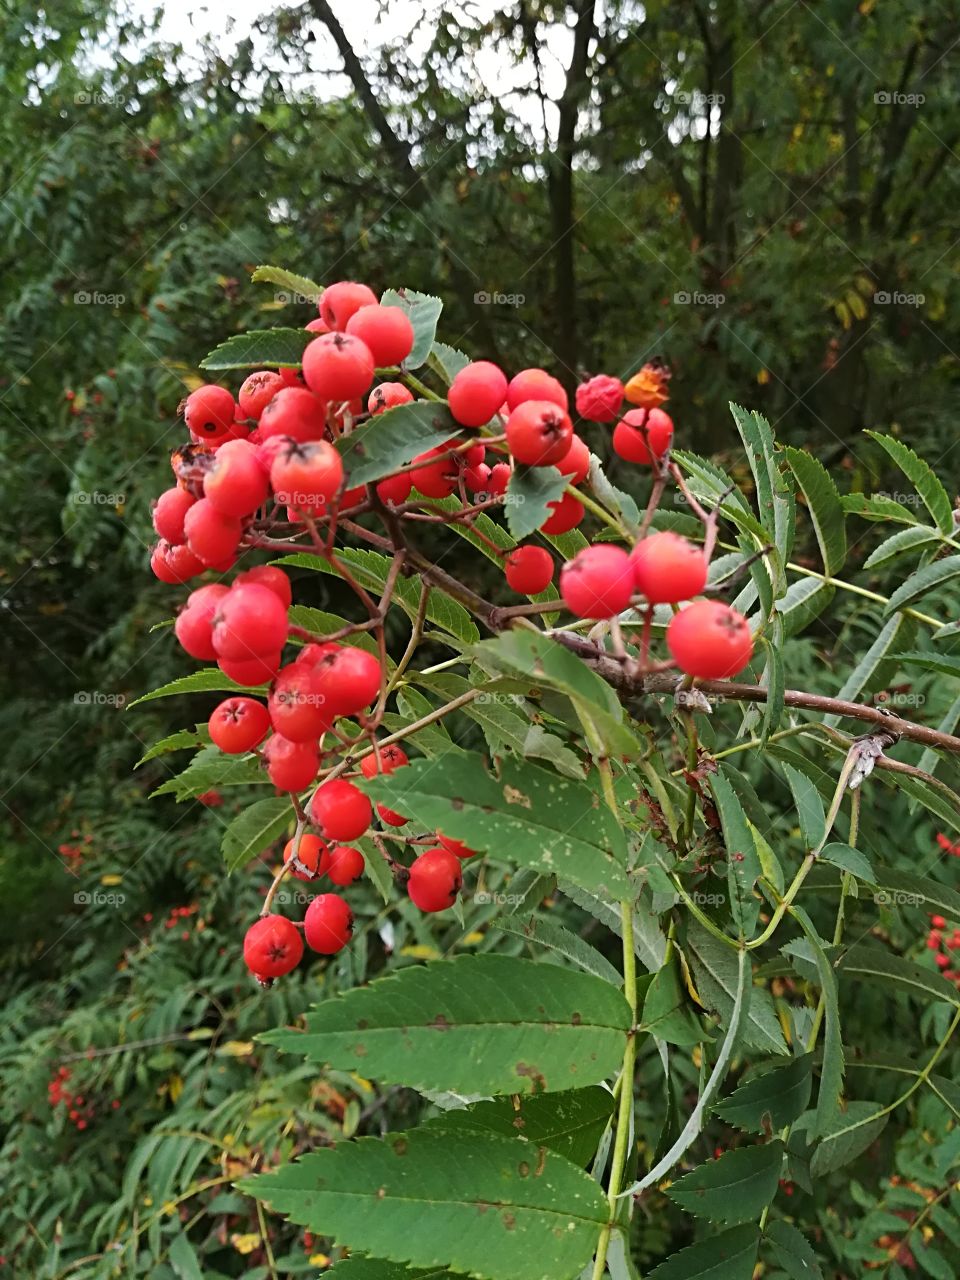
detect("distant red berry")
(359, 743), (409, 777)
(368, 382), (414, 415)
(153, 486), (196, 544)
(209, 697), (271, 753)
(448, 361), (508, 428)
(238, 370), (283, 421)
(575, 374), (624, 422)
(932, 915), (948, 928)
(506, 400), (574, 466)
(302, 333), (375, 401)
(244, 914), (303, 978)
(631, 532), (708, 604)
(506, 368), (568, 413)
(310, 778), (372, 841)
(319, 281), (378, 331)
(346, 304), (415, 366)
(937, 952), (950, 969)
(304, 893), (354, 954)
(283, 833), (332, 880)
(613, 407), (674, 464)
(667, 601), (753, 679)
(560, 545), (634, 619)
(328, 845), (365, 886)
(408, 847), (462, 912)
(505, 545), (554, 595)
(184, 385), (235, 440)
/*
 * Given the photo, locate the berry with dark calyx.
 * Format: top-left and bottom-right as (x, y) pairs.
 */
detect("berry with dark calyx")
(318, 646), (382, 717)
(269, 438), (345, 517)
(309, 778), (372, 841)
(183, 385), (235, 440)
(506, 368), (569, 413)
(506, 400), (574, 466)
(411, 445), (459, 499)
(448, 361), (508, 428)
(175, 583), (230, 659)
(327, 845), (365, 886)
(368, 382), (414, 416)
(238, 370), (283, 421)
(212, 583), (289, 660)
(150, 541), (203, 584)
(346, 304), (415, 366)
(359, 743), (409, 777)
(302, 333), (375, 402)
(667, 600), (753, 679)
(209, 697), (271, 753)
(560, 545), (634, 619)
(233, 565), (292, 609)
(296, 640), (341, 669)
(408, 847), (463, 912)
(153, 486), (196, 544)
(612, 407), (673, 465)
(540, 491), (584, 535)
(203, 439), (269, 518)
(437, 831), (479, 860)
(505, 545), (554, 595)
(283, 833), (332, 880)
(376, 471), (413, 505)
(319, 281), (378, 331)
(183, 498), (243, 565)
(258, 387), (327, 442)
(630, 531), (708, 604)
(575, 374), (624, 422)
(243, 914), (303, 979)
(304, 893), (354, 954)
(263, 735), (319, 791)
(218, 650), (282, 686)
(557, 433), (590, 485)
(268, 663), (331, 742)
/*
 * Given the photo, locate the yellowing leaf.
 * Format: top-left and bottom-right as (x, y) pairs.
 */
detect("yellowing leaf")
(308, 1253), (330, 1266)
(100, 874), (123, 886)
(462, 930), (485, 945)
(218, 1040), (254, 1057)
(400, 944), (443, 960)
(167, 1073), (184, 1103)
(231, 1232), (260, 1254)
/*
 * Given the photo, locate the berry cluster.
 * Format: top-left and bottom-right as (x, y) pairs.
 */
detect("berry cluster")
(925, 911), (960, 985)
(146, 278), (756, 985)
(47, 1066), (119, 1131)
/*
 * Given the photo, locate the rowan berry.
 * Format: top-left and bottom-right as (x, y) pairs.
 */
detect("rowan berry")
(318, 281), (378, 331)
(309, 778), (372, 841)
(302, 333), (375, 401)
(540, 491), (584, 534)
(283, 834), (332, 880)
(408, 847), (463, 912)
(437, 831), (478, 860)
(667, 600), (754, 679)
(238, 370), (284, 421)
(630, 531), (708, 604)
(486, 462), (511, 496)
(258, 386), (327, 442)
(151, 541), (204, 584)
(448, 361), (508, 428)
(233, 565), (292, 609)
(346, 304), (415, 366)
(303, 893), (354, 954)
(243, 914), (303, 979)
(506, 368), (568, 413)
(218, 651), (282, 686)
(560, 545), (634, 619)
(203, 439), (269, 518)
(359, 743), (409, 777)
(376, 471), (413, 505)
(212, 583), (289, 660)
(153, 486), (196, 544)
(183, 498), (243, 565)
(269, 438), (345, 516)
(575, 374), (624, 423)
(327, 845), (365, 886)
(262, 735), (319, 791)
(184, 385), (236, 440)
(368, 382), (414, 416)
(557, 434), (590, 485)
(612, 407), (673, 464)
(505, 545), (554, 595)
(209, 697), (271, 753)
(506, 400), (574, 466)
(268, 664), (331, 741)
(175, 583), (229, 659)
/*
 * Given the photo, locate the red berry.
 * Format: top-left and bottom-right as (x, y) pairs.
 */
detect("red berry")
(259, 387), (327, 442)
(413, 448), (460, 498)
(486, 462), (511, 496)
(263, 735), (319, 791)
(233, 565), (292, 609)
(309, 778), (372, 841)
(213, 583), (289, 660)
(326, 646), (382, 716)
(630, 531), (708, 604)
(346, 304), (415, 366)
(319, 281), (378, 331)
(359, 743), (409, 777)
(284, 834), (332, 880)
(505, 545), (554, 595)
(184, 385), (235, 440)
(667, 601), (754, 679)
(151, 541), (204, 584)
(209, 697), (271, 753)
(303, 893), (354, 954)
(369, 382), (414, 416)
(408, 847), (463, 912)
(204, 439), (269, 517)
(377, 802), (409, 828)
(175, 584), (229, 659)
(557, 434), (590, 485)
(328, 845), (365, 886)
(540, 491), (584, 535)
(575, 374), (624, 423)
(560, 545), (634, 619)
(183, 498), (243, 565)
(269, 663), (332, 741)
(613, 407), (674, 464)
(932, 915), (948, 928)
(302, 333), (375, 401)
(243, 914), (303, 978)
(437, 831), (478, 860)
(238, 371), (284, 421)
(270, 438), (345, 517)
(937, 953), (950, 969)
(448, 361), (508, 428)
(506, 368), (568, 413)
(219, 651), (282, 686)
(153, 486), (196, 544)
(376, 471), (413, 505)
(464, 462), (491, 493)
(296, 641), (342, 669)
(506, 400), (573, 467)
(928, 932), (943, 949)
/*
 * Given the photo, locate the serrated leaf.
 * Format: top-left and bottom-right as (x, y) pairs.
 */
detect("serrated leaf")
(714, 1056), (813, 1133)
(893, 650), (960, 679)
(325, 1260), (458, 1280)
(135, 726), (204, 768)
(559, 882), (666, 974)
(784, 447), (846, 576)
(818, 842), (875, 882)
(730, 404), (794, 593)
(150, 745), (267, 801)
(200, 327), (311, 371)
(667, 1141), (783, 1223)
(759, 626), (785, 743)
(127, 668), (255, 709)
(641, 955), (705, 1046)
(494, 916), (622, 985)
(708, 769), (762, 937)
(427, 341), (470, 384)
(778, 576), (835, 638)
(822, 613), (912, 727)
(251, 264), (322, 302)
(780, 762), (826, 850)
(884, 556), (960, 616)
(808, 1100), (888, 1175)
(425, 1087), (615, 1166)
(221, 797), (293, 873)
(685, 924), (788, 1056)
(842, 491), (921, 524)
(864, 525), (942, 569)
(381, 287), (442, 369)
(338, 400), (459, 487)
(263, 955), (630, 1094)
(763, 1220), (824, 1279)
(587, 455), (640, 528)
(865, 431), (954, 534)
(646, 1224), (760, 1279)
(504, 466), (568, 540)
(790, 911), (844, 1136)
(835, 944), (960, 1007)
(360, 753), (629, 897)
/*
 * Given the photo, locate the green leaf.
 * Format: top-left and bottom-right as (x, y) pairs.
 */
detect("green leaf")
(917, 693), (960, 780)
(150, 745), (267, 801)
(494, 916), (622, 985)
(730, 404), (794, 592)
(337, 400), (459, 487)
(780, 762), (826, 850)
(359, 753), (630, 897)
(425, 1087), (615, 1166)
(134, 726), (204, 768)
(822, 613), (912, 727)
(864, 525), (943, 569)
(288, 605), (379, 655)
(789, 910), (844, 1136)
(842, 491), (922, 525)
(758, 627), (785, 743)
(646, 1225), (760, 1279)
(884, 556), (960, 616)
(587, 454), (640, 528)
(325, 1260), (458, 1280)
(870, 871), (960, 923)
(199, 327), (311, 371)
(641, 955), (705, 1046)
(778, 577), (835, 638)
(263, 955), (630, 1095)
(504, 466), (568, 540)
(893, 650), (960, 679)
(127, 668), (255, 709)
(559, 882), (666, 975)
(835, 944), (960, 1007)
(251, 263), (322, 302)
(168, 1232), (205, 1280)
(667, 1141), (784, 1224)
(865, 431), (955, 535)
(221, 797), (293, 873)
(708, 769), (762, 937)
(763, 1220), (824, 1280)
(242, 1129), (608, 1280)
(818, 843), (875, 882)
(808, 1100), (888, 1175)
(380, 287), (442, 369)
(714, 1056), (813, 1134)
(685, 924), (789, 1056)
(427, 341), (470, 384)
(784, 447), (846, 576)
